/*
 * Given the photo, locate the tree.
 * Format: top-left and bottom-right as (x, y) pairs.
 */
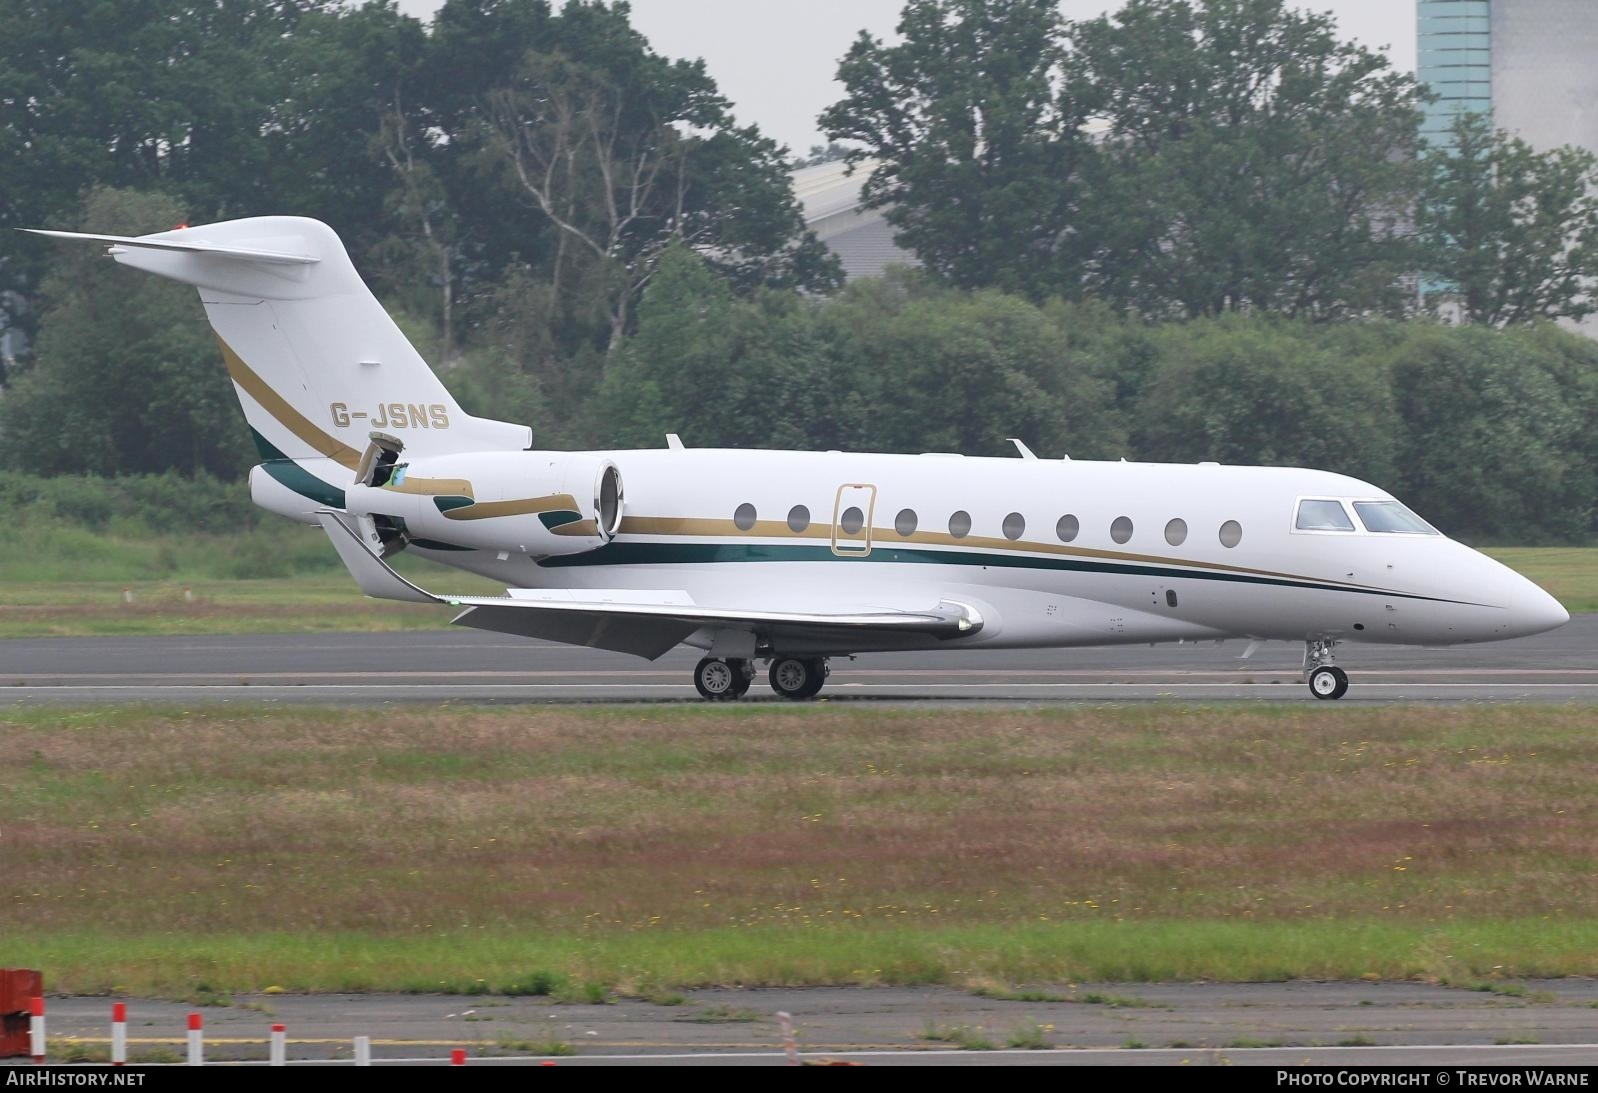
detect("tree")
(593, 242), (864, 451)
(0, 188), (250, 479)
(818, 0), (1090, 299)
(0, 1), (339, 337)
(1386, 323), (1596, 542)
(1069, 0), (1425, 320)
(1416, 112), (1598, 326)
(1130, 317), (1400, 486)
(421, 0), (838, 363)
(821, 273), (1122, 458)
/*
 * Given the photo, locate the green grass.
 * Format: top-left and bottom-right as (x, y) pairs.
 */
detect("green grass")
(1483, 547), (1598, 613)
(0, 540), (1587, 637)
(3, 704), (1597, 994)
(1006, 1022), (1052, 1049)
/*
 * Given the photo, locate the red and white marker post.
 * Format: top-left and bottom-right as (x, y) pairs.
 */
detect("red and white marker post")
(450, 1048), (466, 1066)
(111, 1003), (127, 1066)
(270, 1024), (286, 1067)
(28, 997), (44, 1065)
(186, 1012), (203, 1066)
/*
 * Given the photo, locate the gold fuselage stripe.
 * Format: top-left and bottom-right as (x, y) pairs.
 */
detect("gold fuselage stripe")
(442, 493), (581, 521)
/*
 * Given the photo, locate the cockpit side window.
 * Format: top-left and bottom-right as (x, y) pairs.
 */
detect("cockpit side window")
(1295, 498), (1355, 532)
(1353, 500), (1439, 535)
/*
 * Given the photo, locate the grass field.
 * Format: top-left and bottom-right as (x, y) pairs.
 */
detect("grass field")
(0, 543), (1591, 638)
(3, 704), (1595, 995)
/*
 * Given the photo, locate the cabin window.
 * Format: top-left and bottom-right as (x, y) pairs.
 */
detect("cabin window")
(1354, 500), (1439, 535)
(733, 503), (757, 531)
(1164, 518), (1188, 546)
(949, 510), (972, 538)
(1295, 498), (1355, 532)
(1002, 512), (1026, 540)
(1110, 516), (1134, 544)
(895, 508), (918, 536)
(1219, 520), (1243, 548)
(787, 505), (810, 533)
(1056, 514), (1080, 543)
(840, 506), (865, 534)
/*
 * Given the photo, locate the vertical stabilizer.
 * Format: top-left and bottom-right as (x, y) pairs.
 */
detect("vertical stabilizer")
(53, 217), (530, 485)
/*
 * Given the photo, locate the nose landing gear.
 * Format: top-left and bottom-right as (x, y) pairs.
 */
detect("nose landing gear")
(1304, 639), (1349, 700)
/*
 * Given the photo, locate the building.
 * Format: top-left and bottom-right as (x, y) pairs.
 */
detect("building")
(1418, 0), (1598, 156)
(790, 157), (918, 281)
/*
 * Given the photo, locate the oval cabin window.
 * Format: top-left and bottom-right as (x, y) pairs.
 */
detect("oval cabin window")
(948, 510), (972, 538)
(787, 505), (810, 533)
(1165, 518), (1187, 546)
(1056, 514), (1080, 543)
(733, 503), (757, 531)
(1219, 520), (1243, 548)
(1110, 516), (1134, 544)
(1002, 512), (1026, 540)
(895, 508), (918, 536)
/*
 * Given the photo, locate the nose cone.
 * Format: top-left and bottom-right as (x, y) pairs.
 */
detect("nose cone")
(1506, 582), (1570, 637)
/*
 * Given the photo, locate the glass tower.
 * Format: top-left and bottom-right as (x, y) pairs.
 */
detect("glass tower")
(1417, 0), (1492, 147)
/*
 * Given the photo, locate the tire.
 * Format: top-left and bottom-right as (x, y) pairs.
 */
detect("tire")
(1309, 665), (1348, 700)
(769, 657), (824, 700)
(694, 657), (741, 701)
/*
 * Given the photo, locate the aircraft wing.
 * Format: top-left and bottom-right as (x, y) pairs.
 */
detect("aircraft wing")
(316, 512), (982, 659)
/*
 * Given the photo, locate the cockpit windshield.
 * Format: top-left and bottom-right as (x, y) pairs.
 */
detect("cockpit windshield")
(1295, 499), (1355, 532)
(1353, 501), (1439, 535)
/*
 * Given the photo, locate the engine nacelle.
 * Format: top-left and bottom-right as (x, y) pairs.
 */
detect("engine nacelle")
(345, 450), (623, 556)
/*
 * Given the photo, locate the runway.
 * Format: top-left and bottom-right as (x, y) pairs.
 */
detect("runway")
(21, 982), (1598, 1064)
(1, 615), (1592, 704)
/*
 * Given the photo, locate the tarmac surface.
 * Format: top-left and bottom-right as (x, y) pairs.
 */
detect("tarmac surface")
(0, 615), (1592, 705)
(19, 982), (1598, 1066)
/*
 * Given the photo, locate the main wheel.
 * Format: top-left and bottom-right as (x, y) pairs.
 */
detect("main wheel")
(694, 657), (742, 701)
(1309, 665), (1348, 700)
(769, 657), (826, 700)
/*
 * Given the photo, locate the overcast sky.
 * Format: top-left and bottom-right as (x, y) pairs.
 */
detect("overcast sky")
(394, 1), (1418, 155)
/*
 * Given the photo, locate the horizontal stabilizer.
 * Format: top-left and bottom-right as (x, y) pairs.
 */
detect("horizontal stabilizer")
(21, 228), (318, 266)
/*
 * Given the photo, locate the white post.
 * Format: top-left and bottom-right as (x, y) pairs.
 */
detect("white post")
(777, 1010), (798, 1066)
(111, 1003), (127, 1066)
(186, 1012), (203, 1066)
(270, 1024), (286, 1066)
(354, 1035), (370, 1067)
(28, 997), (44, 1065)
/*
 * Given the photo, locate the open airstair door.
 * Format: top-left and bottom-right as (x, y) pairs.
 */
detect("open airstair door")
(315, 512), (983, 660)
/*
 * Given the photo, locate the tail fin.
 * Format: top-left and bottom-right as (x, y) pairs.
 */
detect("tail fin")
(28, 218), (530, 475)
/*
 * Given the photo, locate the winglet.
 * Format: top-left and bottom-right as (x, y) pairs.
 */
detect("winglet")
(1008, 438), (1038, 460)
(315, 511), (439, 604)
(21, 228), (318, 266)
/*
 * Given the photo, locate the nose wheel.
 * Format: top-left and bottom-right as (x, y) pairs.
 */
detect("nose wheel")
(694, 657), (753, 701)
(1308, 665), (1349, 700)
(768, 657), (828, 700)
(1304, 639), (1349, 700)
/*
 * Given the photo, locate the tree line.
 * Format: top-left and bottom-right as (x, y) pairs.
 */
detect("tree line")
(1, 0), (1596, 544)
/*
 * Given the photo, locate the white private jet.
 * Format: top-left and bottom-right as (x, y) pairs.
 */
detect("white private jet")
(29, 217), (1570, 701)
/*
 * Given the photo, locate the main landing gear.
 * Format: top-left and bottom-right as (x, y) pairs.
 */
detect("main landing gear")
(1303, 638), (1349, 700)
(691, 656), (830, 701)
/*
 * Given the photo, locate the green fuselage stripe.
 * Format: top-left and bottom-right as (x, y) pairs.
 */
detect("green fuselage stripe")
(252, 429), (347, 509)
(539, 540), (1461, 604)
